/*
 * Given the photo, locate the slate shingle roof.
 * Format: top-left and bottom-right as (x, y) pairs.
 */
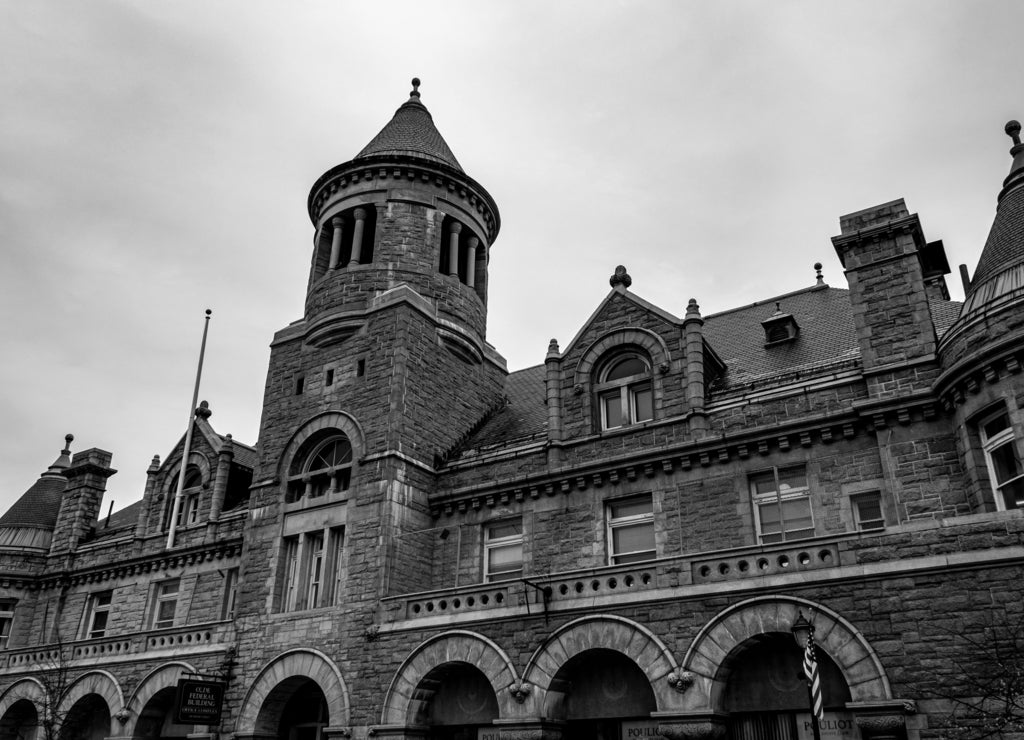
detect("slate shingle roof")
(459, 364), (548, 451)
(355, 88), (463, 172)
(0, 473), (65, 529)
(970, 183), (1024, 291)
(702, 286), (859, 390)
(456, 284), (963, 457)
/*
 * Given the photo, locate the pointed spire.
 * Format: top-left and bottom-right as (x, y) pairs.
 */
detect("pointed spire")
(966, 119), (1024, 297)
(45, 433), (74, 475)
(354, 77), (463, 172)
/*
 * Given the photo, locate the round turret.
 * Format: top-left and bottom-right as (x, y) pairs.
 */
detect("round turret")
(303, 79), (500, 341)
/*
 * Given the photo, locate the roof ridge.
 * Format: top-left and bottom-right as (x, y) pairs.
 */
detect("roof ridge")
(704, 284), (838, 320)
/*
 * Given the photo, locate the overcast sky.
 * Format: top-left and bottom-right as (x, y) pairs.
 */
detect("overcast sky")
(2, 1), (1022, 516)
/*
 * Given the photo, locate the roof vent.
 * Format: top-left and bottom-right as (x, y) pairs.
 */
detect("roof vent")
(761, 303), (800, 346)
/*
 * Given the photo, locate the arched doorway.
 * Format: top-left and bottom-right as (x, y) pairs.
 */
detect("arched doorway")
(0, 698), (39, 740)
(58, 695), (109, 740)
(547, 648), (657, 740)
(132, 686), (193, 740)
(723, 634), (851, 740)
(409, 662), (499, 740)
(257, 677), (328, 740)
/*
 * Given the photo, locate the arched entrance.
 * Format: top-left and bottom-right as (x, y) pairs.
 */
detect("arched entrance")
(257, 677), (328, 740)
(410, 662), (499, 740)
(58, 695), (109, 740)
(132, 687), (191, 740)
(0, 698), (39, 740)
(723, 634), (851, 740)
(548, 649), (657, 740)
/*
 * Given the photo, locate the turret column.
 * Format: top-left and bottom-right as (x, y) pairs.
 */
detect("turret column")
(466, 236), (479, 288)
(349, 207), (368, 266)
(328, 217), (344, 269)
(684, 298), (708, 434)
(447, 222), (462, 277)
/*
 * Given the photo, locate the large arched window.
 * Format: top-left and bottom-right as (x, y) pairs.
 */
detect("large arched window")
(286, 434), (353, 503)
(595, 352), (654, 430)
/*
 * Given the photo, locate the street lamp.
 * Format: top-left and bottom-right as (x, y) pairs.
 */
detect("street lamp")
(791, 610), (822, 740)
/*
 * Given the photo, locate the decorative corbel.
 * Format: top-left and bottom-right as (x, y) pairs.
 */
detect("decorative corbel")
(510, 679), (532, 703)
(114, 707), (131, 725)
(666, 670), (695, 692)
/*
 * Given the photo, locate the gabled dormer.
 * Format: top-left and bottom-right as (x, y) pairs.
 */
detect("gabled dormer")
(542, 266), (725, 455)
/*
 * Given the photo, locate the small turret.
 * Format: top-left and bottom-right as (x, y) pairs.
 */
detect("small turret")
(303, 79), (501, 341)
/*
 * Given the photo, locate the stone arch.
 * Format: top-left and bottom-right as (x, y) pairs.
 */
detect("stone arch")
(573, 328), (672, 430)
(381, 630), (519, 725)
(522, 615), (682, 715)
(58, 670), (123, 723)
(682, 595), (892, 713)
(124, 662), (196, 737)
(574, 328), (672, 387)
(235, 649), (349, 735)
(0, 678), (45, 720)
(277, 411), (366, 482)
(162, 452), (213, 495)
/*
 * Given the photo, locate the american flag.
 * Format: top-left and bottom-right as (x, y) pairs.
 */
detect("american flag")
(803, 634), (825, 722)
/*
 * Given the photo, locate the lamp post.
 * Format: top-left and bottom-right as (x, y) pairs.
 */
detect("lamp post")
(792, 611), (822, 740)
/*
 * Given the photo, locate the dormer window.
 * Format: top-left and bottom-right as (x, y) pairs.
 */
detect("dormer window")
(286, 433), (353, 503)
(163, 465), (204, 530)
(761, 303), (800, 346)
(596, 353), (653, 430)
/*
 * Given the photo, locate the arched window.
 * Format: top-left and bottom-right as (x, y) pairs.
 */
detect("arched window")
(595, 353), (654, 430)
(163, 464), (204, 530)
(286, 433), (354, 502)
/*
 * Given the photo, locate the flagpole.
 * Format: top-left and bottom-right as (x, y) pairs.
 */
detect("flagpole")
(166, 309), (213, 549)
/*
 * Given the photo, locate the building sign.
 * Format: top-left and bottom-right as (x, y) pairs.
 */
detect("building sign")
(174, 678), (226, 725)
(621, 721), (661, 739)
(478, 729), (501, 740)
(796, 712), (861, 740)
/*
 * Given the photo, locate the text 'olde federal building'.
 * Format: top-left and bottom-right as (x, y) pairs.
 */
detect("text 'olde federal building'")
(3, 81), (1024, 740)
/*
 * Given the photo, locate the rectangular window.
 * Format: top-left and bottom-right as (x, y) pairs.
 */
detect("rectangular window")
(852, 492), (885, 532)
(607, 496), (656, 565)
(221, 568), (238, 620)
(281, 527), (345, 612)
(484, 520), (523, 582)
(980, 408), (1024, 510)
(751, 466), (814, 543)
(599, 383), (654, 430)
(83, 591), (112, 639)
(151, 579), (180, 629)
(325, 368), (335, 386)
(0, 601), (15, 650)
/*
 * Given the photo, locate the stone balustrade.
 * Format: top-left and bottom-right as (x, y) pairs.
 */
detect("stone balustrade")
(0, 620), (235, 672)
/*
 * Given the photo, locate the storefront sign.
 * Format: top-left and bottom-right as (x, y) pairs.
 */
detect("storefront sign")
(621, 721), (661, 739)
(478, 729), (501, 740)
(796, 712), (860, 740)
(174, 678), (226, 724)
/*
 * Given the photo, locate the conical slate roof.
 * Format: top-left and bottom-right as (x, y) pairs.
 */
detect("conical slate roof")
(354, 78), (463, 172)
(0, 435), (73, 531)
(968, 121), (1024, 294)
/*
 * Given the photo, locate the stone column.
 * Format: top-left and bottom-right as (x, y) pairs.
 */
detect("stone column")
(448, 221), (462, 278)
(545, 339), (564, 464)
(328, 217), (344, 269)
(466, 235), (479, 288)
(683, 298), (707, 434)
(206, 435), (234, 536)
(136, 454), (161, 542)
(349, 208), (367, 266)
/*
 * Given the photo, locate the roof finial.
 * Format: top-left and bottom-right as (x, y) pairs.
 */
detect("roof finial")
(410, 77), (421, 99)
(62, 433), (74, 455)
(1007, 120), (1022, 147)
(814, 262), (824, 285)
(609, 265), (632, 291)
(196, 400), (212, 420)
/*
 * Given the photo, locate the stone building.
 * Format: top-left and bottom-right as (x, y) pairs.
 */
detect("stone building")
(2, 81), (1024, 740)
